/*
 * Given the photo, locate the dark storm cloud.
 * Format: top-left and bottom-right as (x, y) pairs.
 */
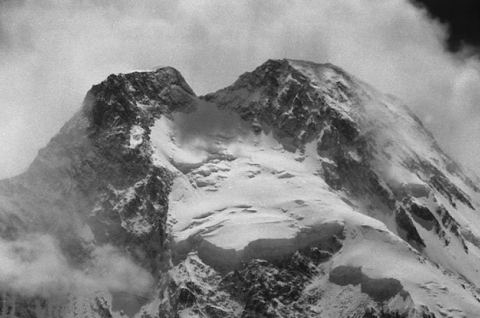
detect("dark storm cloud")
(0, 0), (480, 178)
(410, 0), (480, 52)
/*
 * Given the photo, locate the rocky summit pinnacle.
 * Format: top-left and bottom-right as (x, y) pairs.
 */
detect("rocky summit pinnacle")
(1, 59), (480, 317)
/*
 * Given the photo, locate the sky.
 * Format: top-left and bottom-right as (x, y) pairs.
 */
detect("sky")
(412, 0), (480, 52)
(0, 0), (480, 179)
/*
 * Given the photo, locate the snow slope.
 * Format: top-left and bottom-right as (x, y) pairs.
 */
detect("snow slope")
(149, 60), (480, 317)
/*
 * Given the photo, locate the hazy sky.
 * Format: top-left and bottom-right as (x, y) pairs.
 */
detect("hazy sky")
(1, 0), (480, 178)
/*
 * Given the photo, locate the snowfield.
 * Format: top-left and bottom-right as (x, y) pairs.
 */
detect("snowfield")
(147, 60), (480, 317)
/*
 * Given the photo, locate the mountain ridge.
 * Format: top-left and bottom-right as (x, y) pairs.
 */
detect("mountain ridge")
(1, 59), (480, 317)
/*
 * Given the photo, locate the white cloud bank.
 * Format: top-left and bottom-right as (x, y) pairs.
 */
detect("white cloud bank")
(0, 0), (479, 177)
(0, 234), (153, 299)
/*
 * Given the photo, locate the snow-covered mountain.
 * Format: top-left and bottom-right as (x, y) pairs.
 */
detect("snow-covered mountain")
(1, 59), (480, 317)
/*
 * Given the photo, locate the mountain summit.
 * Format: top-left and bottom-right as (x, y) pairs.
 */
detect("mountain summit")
(1, 59), (480, 317)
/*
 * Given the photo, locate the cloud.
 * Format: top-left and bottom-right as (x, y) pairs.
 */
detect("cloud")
(0, 0), (479, 177)
(0, 233), (153, 299)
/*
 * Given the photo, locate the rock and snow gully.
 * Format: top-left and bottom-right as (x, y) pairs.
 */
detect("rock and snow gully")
(1, 59), (480, 317)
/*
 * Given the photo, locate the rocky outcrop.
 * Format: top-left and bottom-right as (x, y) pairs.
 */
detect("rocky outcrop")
(160, 247), (337, 318)
(204, 60), (357, 149)
(0, 67), (196, 316)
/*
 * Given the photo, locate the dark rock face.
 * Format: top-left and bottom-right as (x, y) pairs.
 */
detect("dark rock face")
(161, 246), (337, 318)
(205, 60), (357, 149)
(395, 206), (426, 250)
(409, 203), (436, 226)
(406, 160), (475, 209)
(88, 67), (195, 135)
(0, 67), (197, 315)
(88, 166), (173, 273)
(396, 196), (470, 253)
(158, 255), (233, 318)
(230, 248), (336, 316)
(34, 67), (196, 272)
(206, 59), (394, 208)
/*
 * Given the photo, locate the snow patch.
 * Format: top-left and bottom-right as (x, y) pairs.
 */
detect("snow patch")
(128, 125), (145, 149)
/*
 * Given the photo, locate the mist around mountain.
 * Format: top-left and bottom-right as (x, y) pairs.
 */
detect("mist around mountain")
(1, 59), (480, 317)
(2, 0), (480, 183)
